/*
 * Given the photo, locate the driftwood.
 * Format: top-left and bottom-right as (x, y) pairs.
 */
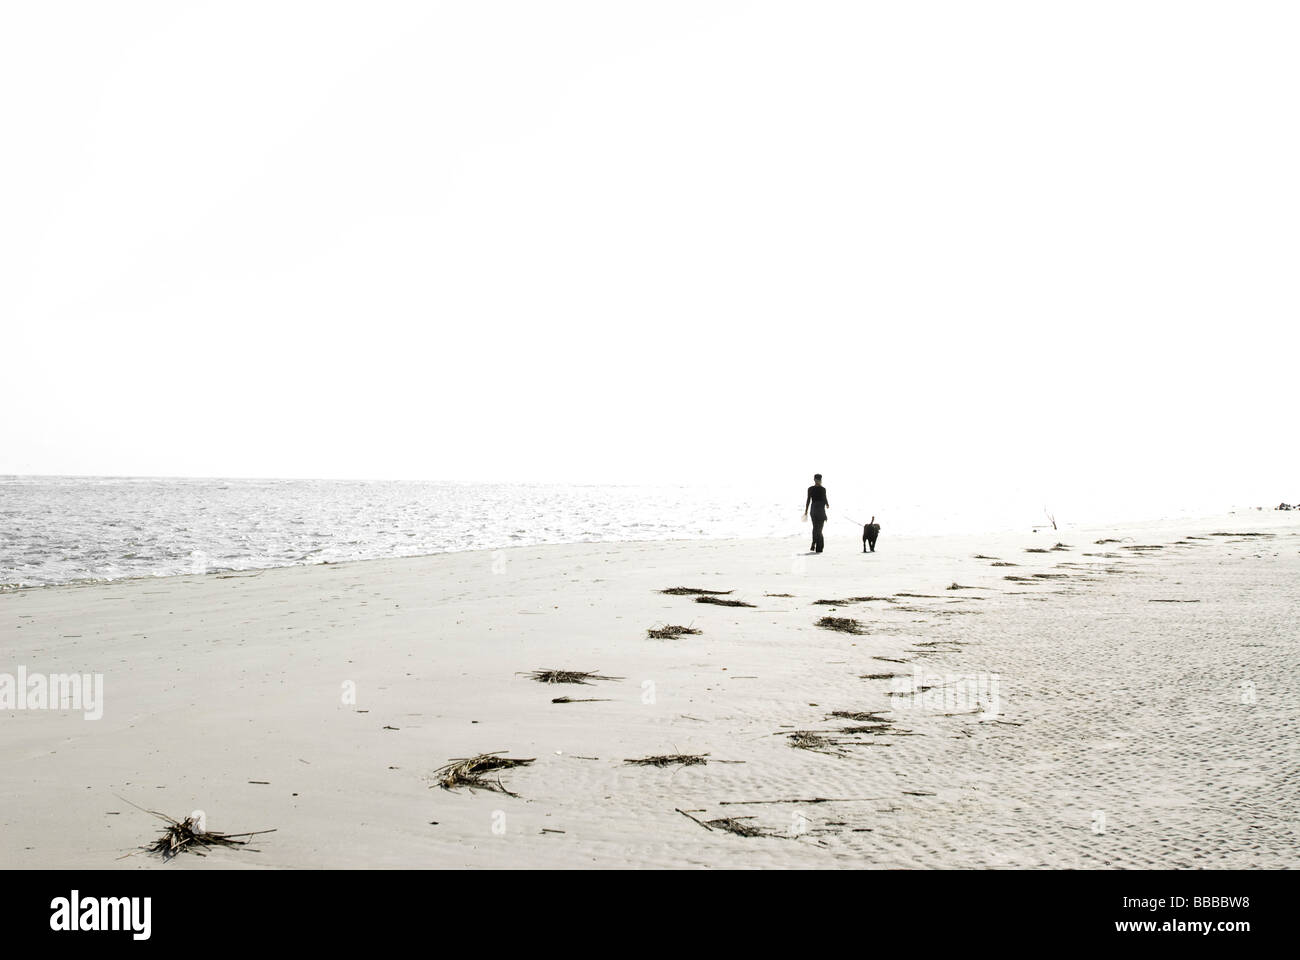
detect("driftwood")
(676, 808), (777, 838)
(521, 669), (622, 685)
(646, 624), (701, 639)
(431, 751), (535, 796)
(625, 753), (711, 767)
(695, 596), (755, 608)
(118, 797), (275, 862)
(816, 616), (867, 635)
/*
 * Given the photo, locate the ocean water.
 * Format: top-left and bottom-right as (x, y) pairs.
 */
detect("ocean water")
(0, 476), (1245, 589)
(0, 476), (798, 589)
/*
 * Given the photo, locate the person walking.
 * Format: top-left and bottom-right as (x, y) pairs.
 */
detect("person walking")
(803, 474), (829, 553)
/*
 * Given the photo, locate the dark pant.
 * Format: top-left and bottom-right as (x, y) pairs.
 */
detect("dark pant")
(811, 514), (825, 553)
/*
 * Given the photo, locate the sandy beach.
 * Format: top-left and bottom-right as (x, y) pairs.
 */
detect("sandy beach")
(1, 513), (1296, 869)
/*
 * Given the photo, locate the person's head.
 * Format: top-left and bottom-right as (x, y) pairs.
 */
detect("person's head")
(813, 473), (822, 485)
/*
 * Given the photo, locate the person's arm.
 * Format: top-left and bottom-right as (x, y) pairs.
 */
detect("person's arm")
(804, 489), (812, 513)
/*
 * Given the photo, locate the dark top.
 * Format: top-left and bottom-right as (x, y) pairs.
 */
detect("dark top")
(806, 485), (828, 519)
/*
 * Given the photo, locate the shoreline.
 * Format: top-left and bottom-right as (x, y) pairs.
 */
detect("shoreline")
(2, 504), (1278, 595)
(2, 511), (1296, 868)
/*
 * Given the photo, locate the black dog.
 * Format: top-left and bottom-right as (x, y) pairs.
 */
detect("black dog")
(862, 517), (880, 553)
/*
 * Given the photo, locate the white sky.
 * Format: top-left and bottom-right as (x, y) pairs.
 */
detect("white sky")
(4, 2), (1297, 512)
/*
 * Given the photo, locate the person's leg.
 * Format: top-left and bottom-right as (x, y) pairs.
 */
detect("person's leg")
(812, 517), (824, 552)
(816, 517), (826, 552)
